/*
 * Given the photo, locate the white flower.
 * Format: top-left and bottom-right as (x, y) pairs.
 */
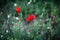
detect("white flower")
(27, 2), (31, 5)
(7, 15), (10, 18)
(14, 3), (17, 7)
(6, 30), (9, 33)
(27, 0), (32, 5)
(1, 35), (3, 38)
(47, 27), (51, 29)
(15, 17), (19, 20)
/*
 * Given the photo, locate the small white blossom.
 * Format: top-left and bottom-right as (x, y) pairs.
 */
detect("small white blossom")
(7, 15), (10, 18)
(15, 17), (19, 20)
(27, 0), (32, 5)
(6, 30), (9, 33)
(47, 27), (51, 29)
(14, 3), (17, 7)
(27, 2), (31, 5)
(1, 35), (3, 38)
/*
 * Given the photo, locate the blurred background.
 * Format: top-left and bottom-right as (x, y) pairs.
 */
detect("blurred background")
(0, 0), (60, 40)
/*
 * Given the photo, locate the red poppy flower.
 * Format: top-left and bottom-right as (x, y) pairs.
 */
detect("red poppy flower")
(16, 7), (21, 13)
(26, 14), (36, 22)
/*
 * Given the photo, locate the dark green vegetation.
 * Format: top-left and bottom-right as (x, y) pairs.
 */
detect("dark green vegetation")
(0, 0), (60, 40)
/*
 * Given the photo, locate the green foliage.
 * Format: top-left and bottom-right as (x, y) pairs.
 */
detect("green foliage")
(0, 0), (60, 40)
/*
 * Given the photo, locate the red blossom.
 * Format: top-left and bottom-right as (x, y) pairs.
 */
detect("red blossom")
(16, 7), (21, 13)
(26, 14), (36, 22)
